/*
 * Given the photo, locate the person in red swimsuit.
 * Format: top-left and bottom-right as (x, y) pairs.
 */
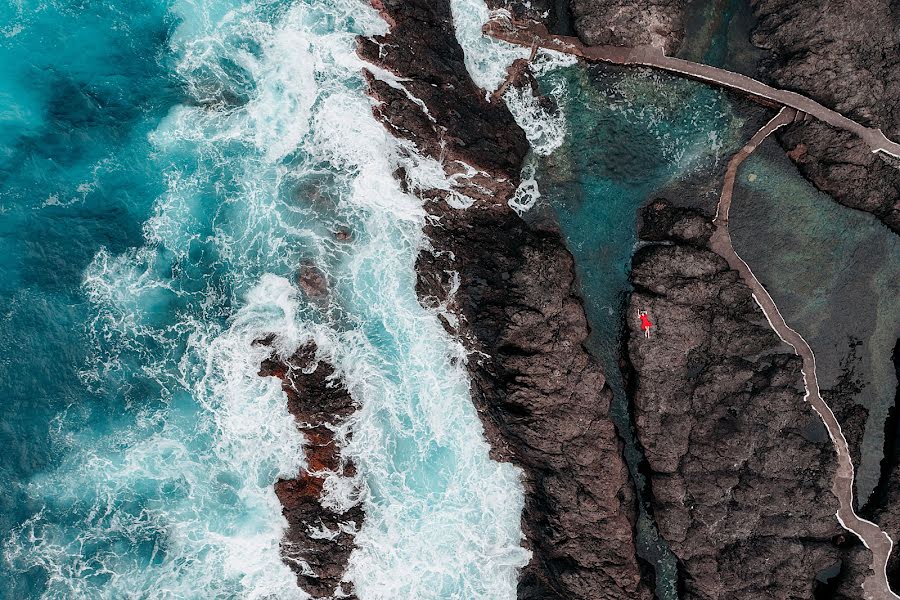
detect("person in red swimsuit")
(639, 310), (653, 339)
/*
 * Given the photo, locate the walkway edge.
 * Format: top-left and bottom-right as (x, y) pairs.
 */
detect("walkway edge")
(710, 107), (898, 600)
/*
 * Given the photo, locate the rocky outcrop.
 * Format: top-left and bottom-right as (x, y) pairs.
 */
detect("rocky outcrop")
(418, 204), (649, 600)
(490, 0), (574, 36)
(569, 0), (687, 55)
(358, 1), (527, 178)
(257, 340), (362, 599)
(749, 0), (900, 232)
(359, 1), (649, 597)
(626, 200), (848, 598)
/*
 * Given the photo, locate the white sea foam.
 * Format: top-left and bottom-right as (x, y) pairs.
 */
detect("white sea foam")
(450, 0), (575, 216)
(448, 1), (528, 94)
(6, 0), (529, 598)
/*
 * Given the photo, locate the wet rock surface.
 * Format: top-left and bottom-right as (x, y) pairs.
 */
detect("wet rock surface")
(495, 0), (575, 35)
(357, 0), (527, 177)
(297, 262), (328, 298)
(749, 0), (900, 232)
(359, 1), (649, 597)
(569, 0), (687, 55)
(257, 340), (362, 600)
(626, 201), (850, 599)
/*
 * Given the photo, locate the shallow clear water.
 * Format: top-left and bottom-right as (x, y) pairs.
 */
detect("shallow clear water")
(678, 0), (764, 76)
(731, 142), (900, 506)
(536, 64), (747, 379)
(0, 1), (529, 598)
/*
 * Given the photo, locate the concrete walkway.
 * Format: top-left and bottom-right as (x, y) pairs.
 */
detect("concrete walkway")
(484, 20), (900, 159)
(710, 107), (898, 600)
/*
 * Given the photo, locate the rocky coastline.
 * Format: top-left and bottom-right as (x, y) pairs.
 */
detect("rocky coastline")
(564, 0), (900, 233)
(570, 0), (686, 55)
(360, 1), (650, 598)
(261, 1), (899, 597)
(627, 200), (866, 598)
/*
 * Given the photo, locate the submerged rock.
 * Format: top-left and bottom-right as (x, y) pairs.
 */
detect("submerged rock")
(297, 262), (328, 298)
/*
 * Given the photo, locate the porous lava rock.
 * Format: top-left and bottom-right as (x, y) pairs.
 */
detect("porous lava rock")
(626, 201), (851, 599)
(258, 340), (362, 599)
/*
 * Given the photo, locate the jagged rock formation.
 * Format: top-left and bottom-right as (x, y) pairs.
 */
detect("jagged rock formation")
(626, 200), (851, 598)
(257, 340), (362, 599)
(749, 0), (900, 232)
(358, 0), (527, 178)
(418, 205), (649, 600)
(359, 1), (649, 597)
(569, 0), (686, 54)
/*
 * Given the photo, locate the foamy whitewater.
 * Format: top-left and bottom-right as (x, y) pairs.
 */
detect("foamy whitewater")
(2, 0), (533, 597)
(449, 0), (575, 214)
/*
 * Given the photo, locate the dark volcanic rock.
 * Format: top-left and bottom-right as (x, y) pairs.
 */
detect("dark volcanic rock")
(639, 198), (713, 246)
(359, 1), (649, 597)
(569, 0), (687, 55)
(492, 0), (574, 35)
(418, 203), (649, 600)
(823, 339), (870, 507)
(750, 0), (900, 232)
(297, 262), (328, 298)
(626, 203), (847, 599)
(257, 341), (362, 599)
(357, 0), (527, 176)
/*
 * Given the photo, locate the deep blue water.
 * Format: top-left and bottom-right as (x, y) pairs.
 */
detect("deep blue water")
(0, 2), (177, 594)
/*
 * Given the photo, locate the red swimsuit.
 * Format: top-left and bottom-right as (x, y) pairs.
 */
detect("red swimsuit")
(640, 314), (653, 331)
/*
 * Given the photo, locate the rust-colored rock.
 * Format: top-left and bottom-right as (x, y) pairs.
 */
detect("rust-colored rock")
(258, 341), (362, 599)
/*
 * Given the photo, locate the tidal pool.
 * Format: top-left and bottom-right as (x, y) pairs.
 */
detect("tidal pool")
(529, 60), (758, 598)
(730, 141), (900, 506)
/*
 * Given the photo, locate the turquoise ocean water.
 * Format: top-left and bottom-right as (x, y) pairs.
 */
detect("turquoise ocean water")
(0, 1), (530, 598)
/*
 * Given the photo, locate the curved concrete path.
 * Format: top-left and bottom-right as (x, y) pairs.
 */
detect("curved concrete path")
(710, 107), (898, 600)
(484, 20), (900, 159)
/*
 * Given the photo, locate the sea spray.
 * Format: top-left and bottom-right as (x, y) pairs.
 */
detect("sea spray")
(4, 0), (529, 597)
